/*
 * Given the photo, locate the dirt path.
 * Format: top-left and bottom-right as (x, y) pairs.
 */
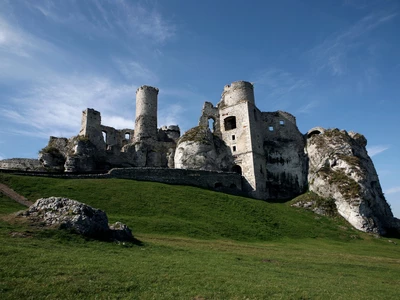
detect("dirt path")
(0, 183), (33, 207)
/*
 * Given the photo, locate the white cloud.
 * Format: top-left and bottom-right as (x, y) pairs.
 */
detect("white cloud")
(159, 104), (185, 127)
(367, 145), (389, 157)
(26, 0), (176, 44)
(386, 186), (400, 195)
(102, 115), (134, 130)
(0, 16), (39, 57)
(0, 75), (137, 138)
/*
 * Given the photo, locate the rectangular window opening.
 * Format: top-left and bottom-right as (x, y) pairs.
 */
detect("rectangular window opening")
(280, 120), (285, 126)
(232, 135), (235, 140)
(269, 126), (274, 131)
(232, 146), (237, 152)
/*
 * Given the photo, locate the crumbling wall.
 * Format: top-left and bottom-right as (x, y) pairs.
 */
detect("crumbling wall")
(262, 111), (308, 200)
(198, 102), (220, 135)
(0, 158), (44, 171)
(108, 167), (242, 191)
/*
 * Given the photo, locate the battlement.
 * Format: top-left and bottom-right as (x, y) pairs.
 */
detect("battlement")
(136, 85), (159, 94)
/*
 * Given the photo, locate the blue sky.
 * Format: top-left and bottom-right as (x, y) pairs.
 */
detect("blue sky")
(0, 0), (399, 217)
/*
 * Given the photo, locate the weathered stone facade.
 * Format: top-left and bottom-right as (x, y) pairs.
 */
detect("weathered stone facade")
(2, 80), (399, 235)
(184, 81), (307, 200)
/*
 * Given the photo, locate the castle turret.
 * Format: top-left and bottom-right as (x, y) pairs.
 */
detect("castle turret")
(220, 81), (255, 107)
(134, 85), (159, 141)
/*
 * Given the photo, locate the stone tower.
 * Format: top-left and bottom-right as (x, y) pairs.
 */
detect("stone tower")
(134, 85), (159, 141)
(79, 108), (105, 150)
(218, 81), (266, 198)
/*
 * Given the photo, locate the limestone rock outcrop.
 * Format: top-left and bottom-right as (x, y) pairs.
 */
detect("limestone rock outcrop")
(174, 126), (234, 171)
(19, 197), (134, 241)
(306, 128), (399, 235)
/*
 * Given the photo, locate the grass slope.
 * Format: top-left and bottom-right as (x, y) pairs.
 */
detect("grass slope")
(1, 174), (400, 299)
(0, 174), (362, 241)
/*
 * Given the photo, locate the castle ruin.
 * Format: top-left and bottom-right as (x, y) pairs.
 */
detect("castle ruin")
(39, 80), (307, 201)
(2, 80), (399, 235)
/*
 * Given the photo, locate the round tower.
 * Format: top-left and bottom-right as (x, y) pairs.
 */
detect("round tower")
(134, 85), (159, 140)
(220, 81), (254, 106)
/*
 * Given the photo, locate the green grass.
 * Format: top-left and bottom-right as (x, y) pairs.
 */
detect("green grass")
(1, 174), (399, 299)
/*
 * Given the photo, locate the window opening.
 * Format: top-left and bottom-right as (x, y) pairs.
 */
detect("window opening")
(269, 126), (274, 131)
(232, 146), (237, 152)
(125, 133), (130, 140)
(232, 135), (235, 140)
(208, 118), (215, 132)
(214, 182), (223, 188)
(102, 131), (107, 143)
(232, 165), (242, 175)
(280, 120), (285, 126)
(224, 116), (237, 131)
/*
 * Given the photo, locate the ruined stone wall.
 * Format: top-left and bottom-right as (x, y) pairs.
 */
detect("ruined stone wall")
(198, 102), (220, 135)
(134, 86), (158, 141)
(262, 111), (308, 199)
(79, 108), (105, 150)
(159, 126), (180, 142)
(0, 159), (44, 171)
(108, 167), (242, 191)
(247, 106), (268, 199)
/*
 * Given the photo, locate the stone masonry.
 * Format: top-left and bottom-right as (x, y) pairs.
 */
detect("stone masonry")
(2, 80), (399, 235)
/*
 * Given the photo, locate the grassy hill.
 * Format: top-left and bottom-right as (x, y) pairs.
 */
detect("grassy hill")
(1, 174), (399, 299)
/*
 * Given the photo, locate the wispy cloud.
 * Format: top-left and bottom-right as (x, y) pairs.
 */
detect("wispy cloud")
(253, 68), (310, 99)
(367, 145), (390, 157)
(159, 104), (185, 128)
(0, 15), (54, 58)
(310, 11), (398, 76)
(0, 0), (178, 140)
(386, 186), (400, 195)
(113, 58), (158, 83)
(29, 0), (176, 44)
(296, 101), (319, 114)
(343, 0), (382, 10)
(0, 75), (137, 138)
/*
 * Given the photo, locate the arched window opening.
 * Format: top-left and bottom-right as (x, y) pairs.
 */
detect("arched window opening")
(214, 182), (223, 188)
(224, 116), (237, 131)
(125, 132), (130, 140)
(232, 165), (242, 175)
(230, 183), (237, 189)
(208, 118), (215, 132)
